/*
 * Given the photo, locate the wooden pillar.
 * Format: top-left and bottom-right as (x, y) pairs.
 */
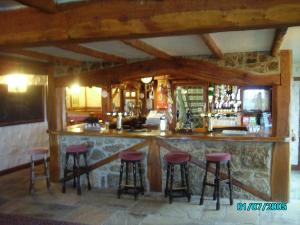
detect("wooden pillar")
(271, 50), (292, 201)
(102, 83), (112, 117)
(47, 67), (65, 182)
(147, 137), (162, 192)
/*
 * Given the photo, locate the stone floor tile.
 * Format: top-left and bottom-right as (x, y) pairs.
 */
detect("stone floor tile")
(199, 208), (226, 224)
(290, 171), (300, 200)
(259, 201), (300, 225)
(0, 166), (299, 225)
(101, 210), (145, 225)
(157, 202), (203, 220)
(141, 214), (209, 225)
(65, 205), (113, 225)
(224, 203), (259, 225)
(128, 199), (165, 216)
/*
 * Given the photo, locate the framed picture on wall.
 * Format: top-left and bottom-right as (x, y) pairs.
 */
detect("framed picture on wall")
(242, 88), (271, 112)
(0, 85), (44, 126)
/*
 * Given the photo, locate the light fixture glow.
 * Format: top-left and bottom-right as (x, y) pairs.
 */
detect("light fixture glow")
(101, 90), (108, 98)
(70, 84), (81, 94)
(141, 77), (152, 84)
(5, 74), (28, 93)
(131, 91), (136, 97)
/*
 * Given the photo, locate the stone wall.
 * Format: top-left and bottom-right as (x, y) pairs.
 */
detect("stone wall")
(0, 75), (49, 171)
(59, 135), (149, 190)
(54, 62), (116, 77)
(163, 140), (272, 200)
(59, 135), (273, 200)
(54, 51), (280, 78)
(192, 51), (280, 74)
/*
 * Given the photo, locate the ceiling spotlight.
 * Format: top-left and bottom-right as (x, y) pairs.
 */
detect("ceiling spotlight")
(141, 77), (153, 84)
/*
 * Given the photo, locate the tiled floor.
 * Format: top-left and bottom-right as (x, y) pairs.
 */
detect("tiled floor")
(0, 167), (299, 225)
(290, 170), (300, 200)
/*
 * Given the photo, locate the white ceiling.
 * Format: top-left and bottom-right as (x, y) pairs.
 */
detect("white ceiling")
(0, 0), (25, 11)
(55, 0), (85, 3)
(211, 29), (275, 53)
(81, 41), (154, 60)
(0, 1), (300, 66)
(0, 1), (300, 65)
(281, 27), (300, 63)
(0, 0), (300, 67)
(0, 52), (46, 62)
(26, 46), (102, 62)
(0, 28), (299, 65)
(141, 35), (211, 56)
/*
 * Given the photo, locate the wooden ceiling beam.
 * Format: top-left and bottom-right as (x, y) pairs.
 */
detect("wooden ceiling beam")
(2, 49), (83, 65)
(0, 55), (49, 75)
(54, 58), (280, 87)
(200, 34), (224, 59)
(1, 1), (300, 47)
(122, 39), (172, 60)
(271, 28), (288, 57)
(57, 44), (127, 64)
(15, 0), (57, 13)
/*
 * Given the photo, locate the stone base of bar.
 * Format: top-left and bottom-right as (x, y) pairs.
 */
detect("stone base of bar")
(59, 135), (272, 200)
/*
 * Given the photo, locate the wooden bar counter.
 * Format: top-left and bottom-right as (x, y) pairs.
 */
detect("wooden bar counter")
(50, 124), (289, 201)
(53, 125), (287, 142)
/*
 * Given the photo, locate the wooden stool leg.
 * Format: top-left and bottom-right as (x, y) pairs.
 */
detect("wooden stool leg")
(117, 160), (124, 198)
(216, 162), (220, 210)
(227, 161), (233, 205)
(62, 153), (70, 193)
(200, 161), (209, 205)
(164, 164), (170, 197)
(43, 153), (50, 190)
(180, 164), (185, 187)
(75, 153), (81, 195)
(125, 161), (129, 186)
(138, 162), (144, 195)
(213, 162), (218, 201)
(169, 164), (174, 204)
(73, 155), (76, 188)
(184, 162), (191, 202)
(29, 155), (34, 194)
(133, 162), (138, 200)
(83, 153), (91, 190)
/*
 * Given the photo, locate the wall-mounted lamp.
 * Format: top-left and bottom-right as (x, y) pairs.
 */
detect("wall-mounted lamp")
(131, 91), (136, 97)
(141, 77), (152, 84)
(70, 84), (81, 94)
(5, 74), (28, 93)
(101, 90), (108, 98)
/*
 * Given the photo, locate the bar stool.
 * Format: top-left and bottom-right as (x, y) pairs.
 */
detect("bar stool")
(29, 148), (50, 193)
(62, 144), (91, 195)
(164, 151), (191, 204)
(117, 151), (145, 200)
(200, 153), (233, 210)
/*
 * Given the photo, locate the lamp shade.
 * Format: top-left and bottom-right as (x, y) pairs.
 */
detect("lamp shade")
(141, 77), (152, 84)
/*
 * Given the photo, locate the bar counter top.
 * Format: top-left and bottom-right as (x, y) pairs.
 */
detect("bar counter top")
(50, 124), (289, 143)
